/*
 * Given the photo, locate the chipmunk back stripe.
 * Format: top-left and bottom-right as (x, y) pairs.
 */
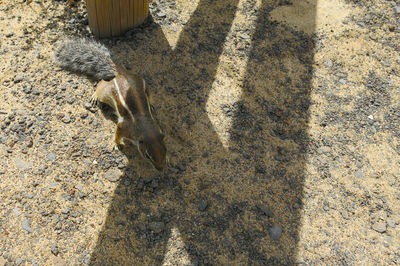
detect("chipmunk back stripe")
(143, 79), (155, 120)
(113, 79), (135, 123)
(125, 77), (147, 116)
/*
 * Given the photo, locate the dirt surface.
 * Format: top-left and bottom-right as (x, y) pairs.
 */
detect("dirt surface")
(1, 0), (400, 265)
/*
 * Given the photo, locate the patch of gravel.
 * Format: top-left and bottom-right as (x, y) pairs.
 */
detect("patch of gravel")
(0, 0), (399, 265)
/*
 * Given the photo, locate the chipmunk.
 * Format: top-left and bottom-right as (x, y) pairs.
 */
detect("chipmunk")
(53, 38), (167, 171)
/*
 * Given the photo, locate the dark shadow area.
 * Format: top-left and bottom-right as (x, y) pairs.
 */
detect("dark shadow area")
(90, 0), (316, 264)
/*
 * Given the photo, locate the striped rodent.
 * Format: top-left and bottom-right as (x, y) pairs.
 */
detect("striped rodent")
(53, 38), (167, 171)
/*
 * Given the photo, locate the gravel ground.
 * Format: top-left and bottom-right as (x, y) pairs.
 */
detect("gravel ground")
(0, 0), (399, 265)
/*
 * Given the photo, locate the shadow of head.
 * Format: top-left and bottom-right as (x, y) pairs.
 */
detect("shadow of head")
(90, 0), (316, 264)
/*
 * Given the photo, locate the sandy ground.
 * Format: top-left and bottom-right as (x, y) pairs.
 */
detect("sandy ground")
(0, 0), (399, 265)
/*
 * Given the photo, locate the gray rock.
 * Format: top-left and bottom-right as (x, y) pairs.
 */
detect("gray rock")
(324, 59), (333, 67)
(23, 85), (32, 94)
(355, 169), (363, 178)
(49, 182), (59, 188)
(67, 97), (75, 104)
(47, 153), (56, 162)
(269, 224), (282, 241)
(61, 116), (71, 124)
(394, 5), (400, 14)
(22, 218), (32, 233)
(104, 168), (121, 182)
(258, 205), (273, 217)
(387, 219), (396, 228)
(15, 258), (23, 265)
(13, 208), (22, 216)
(32, 87), (40, 95)
(15, 157), (33, 169)
(84, 102), (93, 110)
(177, 164), (186, 171)
(14, 74), (24, 83)
(198, 200), (208, 211)
(51, 243), (59, 256)
(372, 222), (387, 233)
(317, 146), (331, 154)
(149, 221), (165, 233)
(25, 193), (34, 199)
(339, 78), (347, 85)
(169, 167), (179, 174)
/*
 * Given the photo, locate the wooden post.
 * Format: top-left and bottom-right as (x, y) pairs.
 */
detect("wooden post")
(86, 0), (149, 38)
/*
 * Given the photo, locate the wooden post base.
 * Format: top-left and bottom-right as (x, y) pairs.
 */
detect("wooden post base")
(86, 0), (149, 38)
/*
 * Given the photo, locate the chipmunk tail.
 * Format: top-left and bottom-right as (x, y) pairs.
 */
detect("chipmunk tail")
(53, 38), (116, 81)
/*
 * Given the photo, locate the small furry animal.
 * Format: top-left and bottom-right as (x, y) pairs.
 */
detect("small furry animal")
(53, 38), (167, 171)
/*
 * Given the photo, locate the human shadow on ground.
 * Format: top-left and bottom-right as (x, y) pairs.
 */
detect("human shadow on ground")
(90, 0), (316, 264)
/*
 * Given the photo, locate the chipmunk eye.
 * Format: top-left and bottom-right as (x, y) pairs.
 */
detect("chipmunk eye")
(138, 140), (144, 145)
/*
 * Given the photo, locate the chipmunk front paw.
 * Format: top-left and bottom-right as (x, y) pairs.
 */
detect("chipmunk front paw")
(89, 94), (99, 107)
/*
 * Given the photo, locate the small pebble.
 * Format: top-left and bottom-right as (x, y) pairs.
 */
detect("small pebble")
(372, 222), (387, 233)
(84, 102), (92, 109)
(169, 167), (179, 174)
(324, 59), (333, 67)
(22, 218), (32, 233)
(104, 168), (121, 182)
(23, 86), (32, 94)
(387, 219), (396, 228)
(177, 164), (185, 171)
(15, 157), (32, 169)
(13, 74), (24, 83)
(47, 153), (56, 162)
(394, 5), (400, 14)
(355, 169), (363, 178)
(25, 193), (34, 199)
(67, 97), (75, 104)
(198, 200), (208, 211)
(13, 208), (22, 216)
(317, 146), (331, 154)
(61, 116), (71, 124)
(258, 205), (273, 217)
(269, 224), (282, 241)
(32, 87), (40, 95)
(149, 221), (165, 233)
(51, 243), (59, 256)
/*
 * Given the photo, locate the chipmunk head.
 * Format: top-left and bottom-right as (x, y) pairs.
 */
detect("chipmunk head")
(137, 132), (167, 171)
(129, 115), (167, 171)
